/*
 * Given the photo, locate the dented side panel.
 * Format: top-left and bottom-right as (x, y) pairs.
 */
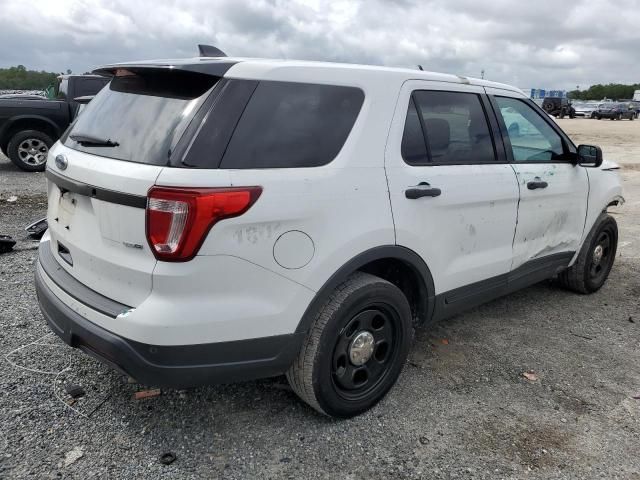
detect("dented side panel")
(510, 163), (589, 270)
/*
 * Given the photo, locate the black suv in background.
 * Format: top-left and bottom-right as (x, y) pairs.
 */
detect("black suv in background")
(541, 97), (576, 118)
(0, 74), (109, 171)
(594, 103), (636, 120)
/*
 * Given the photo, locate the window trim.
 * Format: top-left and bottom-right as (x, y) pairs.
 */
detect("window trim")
(401, 89), (503, 167)
(489, 95), (578, 165)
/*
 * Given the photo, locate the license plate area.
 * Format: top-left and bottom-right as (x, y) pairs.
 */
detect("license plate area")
(56, 189), (77, 231)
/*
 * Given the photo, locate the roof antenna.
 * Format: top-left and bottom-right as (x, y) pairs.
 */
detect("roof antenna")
(198, 44), (227, 57)
(417, 65), (424, 71)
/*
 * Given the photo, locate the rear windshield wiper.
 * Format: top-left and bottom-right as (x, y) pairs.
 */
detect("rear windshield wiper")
(70, 133), (120, 147)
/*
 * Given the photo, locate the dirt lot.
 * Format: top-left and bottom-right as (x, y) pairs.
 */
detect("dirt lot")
(1, 118), (639, 479)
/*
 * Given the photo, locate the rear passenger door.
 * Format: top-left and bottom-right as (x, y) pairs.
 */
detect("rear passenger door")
(487, 91), (588, 271)
(385, 81), (520, 314)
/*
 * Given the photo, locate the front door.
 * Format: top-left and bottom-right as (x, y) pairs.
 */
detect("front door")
(385, 81), (520, 316)
(488, 90), (589, 270)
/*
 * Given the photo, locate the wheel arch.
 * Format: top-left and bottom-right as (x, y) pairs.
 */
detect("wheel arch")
(295, 245), (436, 334)
(0, 115), (61, 151)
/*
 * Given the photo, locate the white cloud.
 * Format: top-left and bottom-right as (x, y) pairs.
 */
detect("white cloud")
(0, 0), (638, 89)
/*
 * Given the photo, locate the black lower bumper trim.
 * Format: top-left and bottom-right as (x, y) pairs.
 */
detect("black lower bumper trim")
(35, 263), (304, 388)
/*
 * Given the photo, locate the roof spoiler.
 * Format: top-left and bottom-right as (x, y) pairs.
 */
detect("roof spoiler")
(198, 44), (227, 57)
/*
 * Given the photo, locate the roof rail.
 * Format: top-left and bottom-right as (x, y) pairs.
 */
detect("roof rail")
(198, 44), (227, 57)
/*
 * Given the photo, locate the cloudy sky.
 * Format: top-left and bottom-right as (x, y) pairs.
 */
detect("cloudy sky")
(1, 0), (638, 90)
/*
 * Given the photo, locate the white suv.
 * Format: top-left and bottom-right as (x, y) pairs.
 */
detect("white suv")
(36, 53), (624, 418)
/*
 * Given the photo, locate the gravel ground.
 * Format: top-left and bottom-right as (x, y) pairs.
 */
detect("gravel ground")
(1, 124), (639, 480)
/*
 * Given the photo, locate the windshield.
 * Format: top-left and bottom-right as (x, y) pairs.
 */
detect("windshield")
(63, 69), (218, 165)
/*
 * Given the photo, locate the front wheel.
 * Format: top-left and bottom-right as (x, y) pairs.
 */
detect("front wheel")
(7, 130), (53, 172)
(557, 214), (618, 294)
(287, 272), (413, 418)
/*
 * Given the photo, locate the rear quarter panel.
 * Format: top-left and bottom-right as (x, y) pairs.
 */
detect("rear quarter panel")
(154, 71), (404, 292)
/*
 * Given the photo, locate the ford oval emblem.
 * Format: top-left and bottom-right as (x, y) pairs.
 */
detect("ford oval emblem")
(55, 154), (68, 170)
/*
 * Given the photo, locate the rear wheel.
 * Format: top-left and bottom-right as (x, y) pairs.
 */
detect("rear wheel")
(7, 130), (53, 172)
(287, 272), (413, 418)
(557, 214), (617, 294)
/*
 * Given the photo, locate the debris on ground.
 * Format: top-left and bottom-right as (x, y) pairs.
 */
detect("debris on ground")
(25, 217), (48, 239)
(522, 371), (539, 382)
(629, 316), (635, 323)
(633, 395), (640, 400)
(159, 452), (176, 465)
(65, 384), (86, 399)
(133, 389), (161, 400)
(0, 235), (16, 254)
(63, 447), (84, 467)
(6, 195), (17, 202)
(440, 339), (450, 345)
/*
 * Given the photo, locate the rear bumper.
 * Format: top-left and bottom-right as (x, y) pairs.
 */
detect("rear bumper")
(35, 261), (305, 388)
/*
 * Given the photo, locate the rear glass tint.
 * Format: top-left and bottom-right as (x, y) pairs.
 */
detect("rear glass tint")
(63, 69), (219, 165)
(219, 81), (364, 169)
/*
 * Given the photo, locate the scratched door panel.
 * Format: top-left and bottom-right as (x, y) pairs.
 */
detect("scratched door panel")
(511, 163), (588, 269)
(384, 80), (520, 295)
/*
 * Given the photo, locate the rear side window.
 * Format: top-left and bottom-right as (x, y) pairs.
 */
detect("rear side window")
(63, 69), (219, 165)
(402, 90), (496, 165)
(219, 81), (364, 169)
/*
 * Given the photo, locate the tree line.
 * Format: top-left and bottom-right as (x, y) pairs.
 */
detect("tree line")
(0, 65), (70, 90)
(568, 83), (640, 101)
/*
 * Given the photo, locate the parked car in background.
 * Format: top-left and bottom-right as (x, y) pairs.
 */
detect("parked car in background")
(594, 103), (635, 120)
(0, 74), (109, 171)
(542, 97), (576, 118)
(36, 49), (623, 418)
(625, 101), (640, 119)
(574, 102), (602, 118)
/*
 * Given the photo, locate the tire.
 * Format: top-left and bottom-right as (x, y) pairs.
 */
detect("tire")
(7, 130), (53, 172)
(569, 109), (576, 119)
(557, 214), (618, 294)
(287, 272), (413, 418)
(630, 114), (634, 121)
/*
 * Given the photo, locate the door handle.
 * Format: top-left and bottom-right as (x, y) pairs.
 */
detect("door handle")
(405, 182), (442, 199)
(527, 177), (548, 190)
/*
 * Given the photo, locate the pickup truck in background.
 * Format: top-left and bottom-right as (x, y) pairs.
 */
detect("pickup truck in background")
(0, 74), (109, 171)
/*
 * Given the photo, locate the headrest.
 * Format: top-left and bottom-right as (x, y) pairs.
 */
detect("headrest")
(424, 118), (450, 151)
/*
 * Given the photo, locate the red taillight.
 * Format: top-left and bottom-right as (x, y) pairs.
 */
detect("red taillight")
(146, 186), (262, 261)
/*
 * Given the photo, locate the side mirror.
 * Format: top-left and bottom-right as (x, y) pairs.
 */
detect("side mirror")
(577, 144), (603, 168)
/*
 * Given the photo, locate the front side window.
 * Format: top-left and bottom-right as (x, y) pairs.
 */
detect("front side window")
(401, 90), (496, 165)
(495, 96), (566, 162)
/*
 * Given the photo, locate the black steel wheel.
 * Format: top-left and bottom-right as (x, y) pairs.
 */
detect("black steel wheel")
(557, 213), (618, 294)
(287, 272), (413, 418)
(586, 228), (616, 289)
(331, 306), (400, 401)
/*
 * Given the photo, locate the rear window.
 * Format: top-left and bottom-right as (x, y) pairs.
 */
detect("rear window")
(63, 69), (219, 165)
(219, 81), (364, 169)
